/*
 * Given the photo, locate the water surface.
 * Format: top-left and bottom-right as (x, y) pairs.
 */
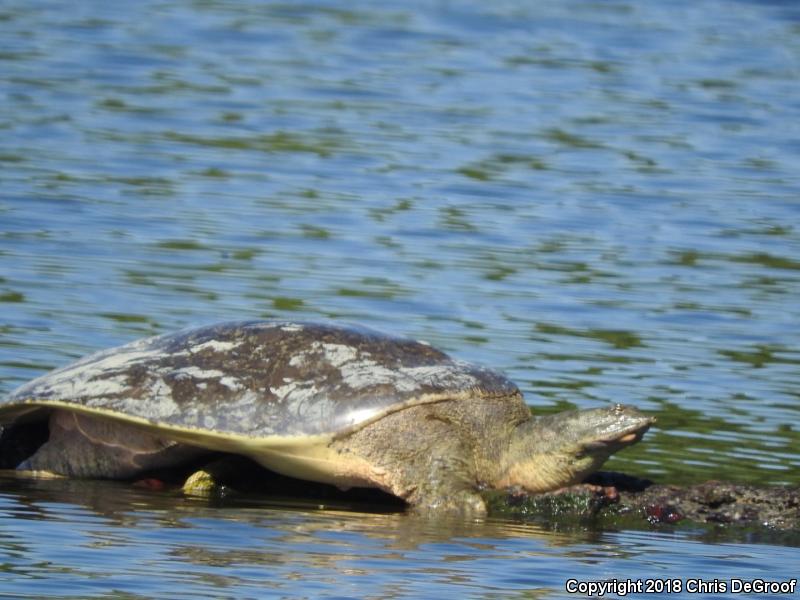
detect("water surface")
(1, 0), (799, 596)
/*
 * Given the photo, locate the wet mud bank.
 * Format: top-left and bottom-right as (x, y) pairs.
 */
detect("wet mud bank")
(489, 472), (800, 534)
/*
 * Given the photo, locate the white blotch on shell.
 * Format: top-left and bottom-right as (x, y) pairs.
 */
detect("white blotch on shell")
(289, 353), (307, 368)
(399, 364), (480, 389)
(338, 360), (418, 391)
(78, 374), (130, 397)
(100, 378), (178, 421)
(172, 367), (226, 379)
(8, 331), (191, 423)
(190, 340), (241, 353)
(11, 343), (174, 400)
(338, 356), (479, 393)
(219, 376), (244, 391)
(319, 343), (358, 367)
(283, 340), (482, 394)
(81, 348), (175, 373)
(142, 379), (179, 419)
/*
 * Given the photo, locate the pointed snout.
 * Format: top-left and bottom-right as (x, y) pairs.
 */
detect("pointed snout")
(574, 404), (655, 453)
(530, 403), (654, 454)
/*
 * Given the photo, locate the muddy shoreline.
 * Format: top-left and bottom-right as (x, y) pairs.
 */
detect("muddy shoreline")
(488, 472), (800, 534)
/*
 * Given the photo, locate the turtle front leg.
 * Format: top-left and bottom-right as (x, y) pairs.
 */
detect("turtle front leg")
(407, 482), (488, 517)
(400, 452), (487, 517)
(335, 407), (487, 518)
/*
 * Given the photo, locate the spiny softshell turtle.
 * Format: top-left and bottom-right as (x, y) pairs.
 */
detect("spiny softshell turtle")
(0, 321), (653, 515)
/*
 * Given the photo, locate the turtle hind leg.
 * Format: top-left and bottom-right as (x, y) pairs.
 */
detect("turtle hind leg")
(403, 453), (488, 518)
(17, 410), (207, 479)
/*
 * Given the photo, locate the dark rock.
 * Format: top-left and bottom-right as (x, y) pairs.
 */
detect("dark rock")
(489, 472), (800, 534)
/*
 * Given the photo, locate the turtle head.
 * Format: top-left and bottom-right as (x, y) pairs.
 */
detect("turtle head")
(495, 404), (654, 493)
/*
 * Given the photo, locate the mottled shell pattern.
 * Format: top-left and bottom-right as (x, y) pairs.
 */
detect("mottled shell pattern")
(1, 321), (519, 439)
